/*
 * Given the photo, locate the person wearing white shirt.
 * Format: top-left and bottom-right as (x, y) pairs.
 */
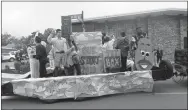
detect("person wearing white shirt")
(41, 41), (47, 48)
(47, 29), (67, 76)
(102, 36), (114, 50)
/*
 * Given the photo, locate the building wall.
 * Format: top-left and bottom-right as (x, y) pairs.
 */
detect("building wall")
(148, 15), (180, 61)
(72, 15), (187, 61)
(180, 16), (187, 49)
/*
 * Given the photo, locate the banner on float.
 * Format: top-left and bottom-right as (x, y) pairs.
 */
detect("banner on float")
(103, 49), (121, 68)
(10, 70), (154, 100)
(72, 32), (104, 75)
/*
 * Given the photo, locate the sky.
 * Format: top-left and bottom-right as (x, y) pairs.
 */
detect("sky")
(2, 2), (187, 38)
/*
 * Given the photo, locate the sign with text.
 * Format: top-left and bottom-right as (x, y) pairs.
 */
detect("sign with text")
(104, 57), (121, 68)
(69, 14), (83, 22)
(73, 32), (103, 75)
(103, 49), (121, 69)
(61, 16), (72, 37)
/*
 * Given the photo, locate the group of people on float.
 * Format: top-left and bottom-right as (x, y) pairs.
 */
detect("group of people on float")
(28, 29), (82, 78)
(101, 27), (148, 72)
(28, 27), (163, 78)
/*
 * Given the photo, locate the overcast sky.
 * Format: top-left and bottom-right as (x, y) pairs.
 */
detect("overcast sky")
(2, 2), (187, 38)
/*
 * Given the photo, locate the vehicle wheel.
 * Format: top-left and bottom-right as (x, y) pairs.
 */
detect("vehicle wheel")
(75, 97), (88, 101)
(159, 60), (173, 79)
(41, 99), (58, 104)
(9, 58), (15, 62)
(172, 71), (185, 84)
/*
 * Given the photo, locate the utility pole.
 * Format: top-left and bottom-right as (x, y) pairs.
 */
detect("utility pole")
(82, 11), (85, 32)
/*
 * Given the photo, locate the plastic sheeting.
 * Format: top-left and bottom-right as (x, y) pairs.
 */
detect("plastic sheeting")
(11, 70), (154, 100)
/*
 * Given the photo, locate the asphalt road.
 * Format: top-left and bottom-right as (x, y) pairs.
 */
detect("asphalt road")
(2, 78), (187, 109)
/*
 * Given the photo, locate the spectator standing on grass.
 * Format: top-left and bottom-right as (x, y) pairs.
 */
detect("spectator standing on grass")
(47, 29), (67, 77)
(114, 32), (130, 72)
(160, 48), (163, 61)
(157, 47), (163, 64)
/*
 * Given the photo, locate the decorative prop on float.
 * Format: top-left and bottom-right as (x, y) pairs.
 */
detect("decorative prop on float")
(103, 49), (121, 73)
(6, 70), (153, 100)
(135, 37), (154, 71)
(72, 32), (104, 75)
(27, 32), (40, 78)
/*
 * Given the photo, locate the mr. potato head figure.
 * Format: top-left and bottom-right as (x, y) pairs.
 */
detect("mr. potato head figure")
(134, 37), (154, 71)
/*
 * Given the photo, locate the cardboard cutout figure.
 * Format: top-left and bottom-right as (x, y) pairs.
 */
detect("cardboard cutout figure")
(27, 46), (40, 78)
(135, 38), (154, 70)
(27, 32), (40, 78)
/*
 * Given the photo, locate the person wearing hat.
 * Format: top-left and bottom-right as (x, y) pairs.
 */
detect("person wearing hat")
(47, 29), (67, 77)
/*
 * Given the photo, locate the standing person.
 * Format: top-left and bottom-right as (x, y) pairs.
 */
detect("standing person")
(33, 36), (48, 78)
(114, 32), (130, 72)
(102, 36), (111, 50)
(64, 34), (81, 76)
(153, 48), (158, 66)
(102, 33), (107, 45)
(14, 50), (22, 73)
(131, 27), (147, 49)
(47, 29), (67, 77)
(130, 27), (147, 60)
(156, 48), (161, 64)
(160, 48), (163, 61)
(48, 46), (55, 68)
(108, 34), (116, 49)
(27, 44), (40, 78)
(15, 50), (21, 61)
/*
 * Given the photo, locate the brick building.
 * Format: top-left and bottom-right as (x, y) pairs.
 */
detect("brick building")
(72, 9), (187, 61)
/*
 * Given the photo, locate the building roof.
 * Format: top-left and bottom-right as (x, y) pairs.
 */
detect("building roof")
(72, 8), (187, 24)
(2, 43), (16, 49)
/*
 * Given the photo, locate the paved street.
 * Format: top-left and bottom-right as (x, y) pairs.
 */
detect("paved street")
(2, 78), (187, 109)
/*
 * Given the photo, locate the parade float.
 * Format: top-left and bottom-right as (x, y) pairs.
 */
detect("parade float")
(1, 13), (176, 103)
(2, 31), (175, 103)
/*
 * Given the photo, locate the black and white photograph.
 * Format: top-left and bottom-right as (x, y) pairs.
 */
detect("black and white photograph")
(1, 1), (187, 109)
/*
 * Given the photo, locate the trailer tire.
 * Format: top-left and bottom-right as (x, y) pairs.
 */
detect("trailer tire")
(41, 99), (58, 104)
(75, 97), (88, 101)
(159, 60), (173, 79)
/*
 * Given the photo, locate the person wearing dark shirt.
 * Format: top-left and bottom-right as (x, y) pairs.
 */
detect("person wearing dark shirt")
(157, 48), (163, 64)
(102, 33), (107, 45)
(131, 27), (147, 49)
(33, 36), (48, 78)
(15, 50), (23, 61)
(114, 32), (130, 72)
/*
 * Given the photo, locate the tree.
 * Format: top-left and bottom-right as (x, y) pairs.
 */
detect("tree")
(43, 28), (55, 43)
(1, 32), (12, 46)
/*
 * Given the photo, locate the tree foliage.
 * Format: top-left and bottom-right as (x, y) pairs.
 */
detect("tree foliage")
(43, 28), (55, 43)
(1, 33), (12, 46)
